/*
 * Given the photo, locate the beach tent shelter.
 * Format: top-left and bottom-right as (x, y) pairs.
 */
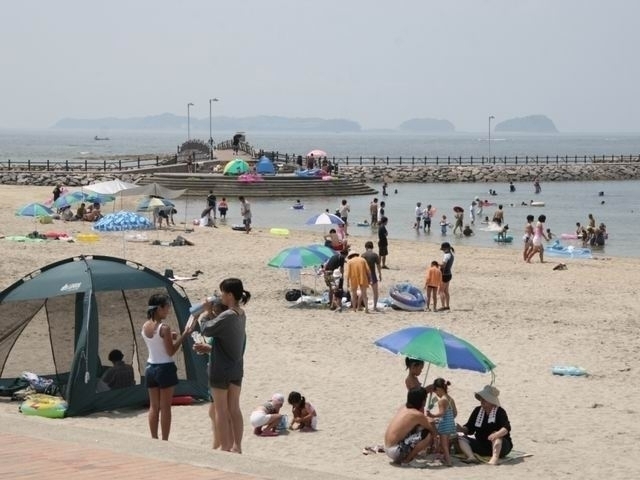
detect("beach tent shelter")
(223, 159), (250, 175)
(0, 255), (208, 416)
(255, 156), (276, 175)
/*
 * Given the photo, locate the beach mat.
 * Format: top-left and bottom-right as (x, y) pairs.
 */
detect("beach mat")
(456, 450), (532, 464)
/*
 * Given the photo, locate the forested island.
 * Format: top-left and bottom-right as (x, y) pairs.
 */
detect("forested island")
(494, 115), (558, 133)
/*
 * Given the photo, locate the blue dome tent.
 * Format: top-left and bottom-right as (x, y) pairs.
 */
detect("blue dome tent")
(255, 155), (276, 175)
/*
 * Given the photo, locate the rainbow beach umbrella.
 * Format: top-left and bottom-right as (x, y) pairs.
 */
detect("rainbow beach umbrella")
(374, 326), (495, 374)
(268, 245), (335, 269)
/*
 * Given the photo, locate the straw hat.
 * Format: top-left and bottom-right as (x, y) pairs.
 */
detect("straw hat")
(475, 385), (501, 406)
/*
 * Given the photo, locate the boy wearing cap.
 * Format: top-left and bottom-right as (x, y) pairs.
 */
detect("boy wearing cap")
(456, 385), (513, 465)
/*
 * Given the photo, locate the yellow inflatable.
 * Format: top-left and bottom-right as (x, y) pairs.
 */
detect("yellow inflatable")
(270, 228), (290, 236)
(20, 394), (67, 419)
(77, 233), (100, 243)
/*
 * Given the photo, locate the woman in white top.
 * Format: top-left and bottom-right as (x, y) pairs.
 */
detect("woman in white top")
(141, 293), (189, 440)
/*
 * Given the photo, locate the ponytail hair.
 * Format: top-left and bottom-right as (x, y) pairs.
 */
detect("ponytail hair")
(432, 377), (451, 393)
(219, 278), (251, 305)
(288, 391), (305, 407)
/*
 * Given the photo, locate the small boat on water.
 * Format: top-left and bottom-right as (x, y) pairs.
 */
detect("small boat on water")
(94, 136), (110, 141)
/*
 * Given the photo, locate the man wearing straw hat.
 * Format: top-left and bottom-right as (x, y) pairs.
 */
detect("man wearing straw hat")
(456, 385), (513, 465)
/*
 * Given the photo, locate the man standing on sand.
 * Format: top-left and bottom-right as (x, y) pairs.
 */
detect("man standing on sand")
(239, 196), (251, 234)
(384, 387), (434, 468)
(378, 216), (389, 269)
(361, 241), (382, 311)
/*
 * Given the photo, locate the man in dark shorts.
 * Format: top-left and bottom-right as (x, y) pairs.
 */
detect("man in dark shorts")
(378, 216), (389, 269)
(361, 241), (382, 311)
(206, 190), (217, 219)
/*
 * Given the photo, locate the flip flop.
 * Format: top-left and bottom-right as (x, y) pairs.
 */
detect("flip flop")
(461, 457), (480, 464)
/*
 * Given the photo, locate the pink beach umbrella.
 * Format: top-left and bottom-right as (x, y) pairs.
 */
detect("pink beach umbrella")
(306, 149), (327, 158)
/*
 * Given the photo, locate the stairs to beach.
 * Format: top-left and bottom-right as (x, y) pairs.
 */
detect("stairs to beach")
(137, 173), (378, 198)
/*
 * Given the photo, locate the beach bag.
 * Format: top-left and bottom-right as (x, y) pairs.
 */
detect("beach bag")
(285, 289), (302, 301)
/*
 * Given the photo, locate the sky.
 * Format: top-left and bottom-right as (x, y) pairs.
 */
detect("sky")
(2, 0), (639, 132)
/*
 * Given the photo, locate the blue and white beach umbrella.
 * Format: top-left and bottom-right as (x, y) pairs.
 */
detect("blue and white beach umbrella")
(93, 211), (154, 232)
(16, 203), (54, 217)
(305, 212), (345, 226)
(136, 197), (175, 212)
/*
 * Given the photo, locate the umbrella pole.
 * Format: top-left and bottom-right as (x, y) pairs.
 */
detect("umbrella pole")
(183, 195), (189, 231)
(422, 363), (431, 387)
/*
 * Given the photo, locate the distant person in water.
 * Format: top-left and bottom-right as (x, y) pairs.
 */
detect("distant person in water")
(509, 182), (516, 193)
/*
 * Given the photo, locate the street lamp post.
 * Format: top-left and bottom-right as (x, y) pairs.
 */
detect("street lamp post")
(187, 102), (194, 140)
(488, 115), (495, 160)
(209, 98), (219, 152)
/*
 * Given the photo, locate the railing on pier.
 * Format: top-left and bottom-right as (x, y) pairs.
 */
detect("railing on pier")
(252, 153), (640, 166)
(3, 152), (638, 172)
(0, 156), (176, 172)
(215, 140), (255, 157)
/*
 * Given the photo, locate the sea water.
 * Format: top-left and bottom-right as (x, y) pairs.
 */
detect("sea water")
(173, 179), (639, 259)
(3, 128), (640, 162)
(2, 128), (639, 258)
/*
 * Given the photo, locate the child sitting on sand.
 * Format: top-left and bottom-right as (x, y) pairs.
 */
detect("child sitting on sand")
(288, 391), (318, 431)
(250, 393), (286, 436)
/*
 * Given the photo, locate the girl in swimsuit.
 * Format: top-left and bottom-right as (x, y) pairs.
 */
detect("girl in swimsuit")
(427, 378), (458, 467)
(526, 214), (549, 263)
(522, 215), (535, 261)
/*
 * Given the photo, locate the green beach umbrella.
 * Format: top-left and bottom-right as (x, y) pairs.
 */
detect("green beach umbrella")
(374, 326), (495, 374)
(268, 245), (335, 269)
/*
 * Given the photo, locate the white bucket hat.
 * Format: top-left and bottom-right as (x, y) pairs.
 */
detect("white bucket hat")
(475, 385), (501, 406)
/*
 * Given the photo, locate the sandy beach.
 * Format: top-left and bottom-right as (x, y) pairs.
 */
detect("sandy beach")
(1, 185), (640, 479)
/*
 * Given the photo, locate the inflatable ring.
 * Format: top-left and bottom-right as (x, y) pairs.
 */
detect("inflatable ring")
(389, 283), (426, 311)
(77, 233), (99, 243)
(20, 394), (67, 418)
(270, 228), (290, 236)
(232, 225), (247, 231)
(493, 235), (514, 243)
(292, 204), (304, 210)
(171, 395), (194, 406)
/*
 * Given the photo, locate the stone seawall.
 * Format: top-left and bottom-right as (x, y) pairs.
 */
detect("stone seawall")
(2, 162), (640, 188)
(339, 162), (640, 183)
